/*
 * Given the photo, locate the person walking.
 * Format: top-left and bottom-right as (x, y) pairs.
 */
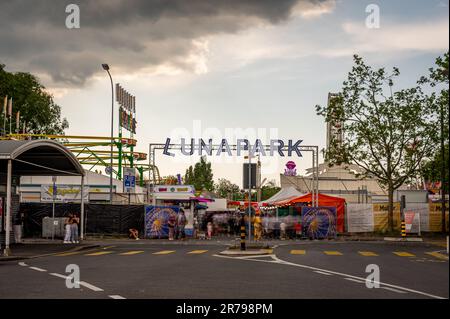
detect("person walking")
(70, 213), (80, 244)
(177, 209), (187, 240)
(63, 213), (72, 244)
(13, 211), (24, 244)
(206, 221), (213, 240)
(168, 215), (176, 241)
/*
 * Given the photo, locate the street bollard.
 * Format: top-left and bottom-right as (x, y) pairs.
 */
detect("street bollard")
(240, 218), (246, 251)
(401, 221), (406, 238)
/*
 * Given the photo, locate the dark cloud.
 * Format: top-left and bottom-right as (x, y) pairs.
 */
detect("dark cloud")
(0, 0), (330, 86)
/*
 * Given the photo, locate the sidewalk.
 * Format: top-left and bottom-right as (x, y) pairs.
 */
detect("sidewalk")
(0, 240), (100, 262)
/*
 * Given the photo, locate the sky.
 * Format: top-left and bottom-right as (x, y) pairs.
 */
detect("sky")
(0, 0), (448, 187)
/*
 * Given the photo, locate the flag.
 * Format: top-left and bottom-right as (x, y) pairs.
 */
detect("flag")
(3, 96), (7, 115)
(16, 111), (20, 130)
(8, 98), (12, 117)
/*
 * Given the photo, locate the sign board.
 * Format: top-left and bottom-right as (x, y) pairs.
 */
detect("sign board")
(243, 163), (257, 189)
(41, 185), (89, 203)
(404, 211), (420, 234)
(123, 167), (136, 193)
(153, 185), (195, 194)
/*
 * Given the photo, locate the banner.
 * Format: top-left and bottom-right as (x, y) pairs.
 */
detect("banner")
(347, 204), (374, 233)
(301, 206), (336, 239)
(428, 203), (449, 232)
(404, 211), (420, 234)
(405, 203), (429, 232)
(372, 202), (400, 232)
(144, 205), (180, 238)
(41, 185), (89, 203)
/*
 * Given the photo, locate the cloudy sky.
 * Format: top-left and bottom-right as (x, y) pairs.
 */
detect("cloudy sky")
(1, 0), (448, 186)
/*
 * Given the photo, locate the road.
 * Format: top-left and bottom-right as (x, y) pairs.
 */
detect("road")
(0, 240), (448, 299)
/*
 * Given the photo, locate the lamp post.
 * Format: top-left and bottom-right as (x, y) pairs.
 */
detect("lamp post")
(102, 63), (114, 204)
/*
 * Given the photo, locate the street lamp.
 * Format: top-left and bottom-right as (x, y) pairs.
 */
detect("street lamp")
(102, 63), (114, 204)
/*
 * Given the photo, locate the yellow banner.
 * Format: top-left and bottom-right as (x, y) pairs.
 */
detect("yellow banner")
(373, 202), (400, 232)
(428, 203), (449, 232)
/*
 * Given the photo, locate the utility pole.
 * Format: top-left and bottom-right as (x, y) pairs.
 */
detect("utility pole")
(102, 64), (114, 205)
(441, 101), (447, 233)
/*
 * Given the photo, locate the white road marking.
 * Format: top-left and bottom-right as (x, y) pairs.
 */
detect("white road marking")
(382, 287), (407, 294)
(18, 262), (28, 267)
(109, 295), (126, 299)
(49, 273), (69, 279)
(29, 267), (47, 272)
(314, 271), (333, 276)
(344, 278), (365, 284)
(78, 281), (104, 292)
(213, 254), (446, 299)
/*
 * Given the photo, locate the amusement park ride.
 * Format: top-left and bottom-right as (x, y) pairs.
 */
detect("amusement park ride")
(1, 84), (163, 187)
(3, 133), (161, 187)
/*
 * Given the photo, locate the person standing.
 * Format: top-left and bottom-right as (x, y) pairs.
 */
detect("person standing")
(13, 211), (24, 244)
(63, 213), (72, 244)
(177, 209), (187, 240)
(70, 213), (80, 244)
(206, 221), (213, 240)
(168, 215), (176, 241)
(280, 221), (287, 240)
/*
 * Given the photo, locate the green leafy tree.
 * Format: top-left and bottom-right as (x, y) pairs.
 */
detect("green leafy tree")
(261, 180), (281, 201)
(184, 156), (214, 191)
(419, 53), (449, 194)
(316, 55), (439, 232)
(184, 166), (194, 185)
(214, 178), (240, 199)
(0, 64), (68, 135)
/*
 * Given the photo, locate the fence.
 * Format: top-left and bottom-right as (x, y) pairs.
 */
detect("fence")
(346, 202), (449, 233)
(20, 203), (144, 238)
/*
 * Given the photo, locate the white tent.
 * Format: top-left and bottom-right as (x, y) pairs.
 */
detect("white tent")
(260, 186), (305, 205)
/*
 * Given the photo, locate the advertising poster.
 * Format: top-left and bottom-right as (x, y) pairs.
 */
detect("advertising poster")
(428, 203), (449, 232)
(144, 205), (180, 238)
(41, 185), (89, 203)
(404, 212), (420, 234)
(346, 204), (374, 233)
(372, 202), (400, 232)
(301, 206), (337, 239)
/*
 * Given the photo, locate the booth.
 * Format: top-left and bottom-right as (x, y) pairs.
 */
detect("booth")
(287, 193), (346, 233)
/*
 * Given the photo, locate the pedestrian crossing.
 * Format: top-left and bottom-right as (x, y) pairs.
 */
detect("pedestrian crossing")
(52, 248), (446, 261)
(286, 250), (428, 258)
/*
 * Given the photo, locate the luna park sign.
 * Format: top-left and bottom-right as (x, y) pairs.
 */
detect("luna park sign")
(163, 138), (303, 157)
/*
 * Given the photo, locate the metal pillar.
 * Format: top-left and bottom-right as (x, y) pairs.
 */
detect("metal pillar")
(80, 175), (85, 240)
(4, 160), (12, 256)
(248, 153), (252, 242)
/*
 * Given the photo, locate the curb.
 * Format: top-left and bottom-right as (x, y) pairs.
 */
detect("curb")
(218, 249), (272, 257)
(0, 244), (101, 262)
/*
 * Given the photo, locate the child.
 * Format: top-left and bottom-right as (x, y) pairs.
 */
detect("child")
(207, 222), (213, 240)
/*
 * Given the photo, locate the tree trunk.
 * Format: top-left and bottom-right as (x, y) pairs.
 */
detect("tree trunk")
(388, 185), (394, 233)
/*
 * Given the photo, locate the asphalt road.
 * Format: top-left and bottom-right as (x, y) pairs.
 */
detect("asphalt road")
(0, 241), (448, 299)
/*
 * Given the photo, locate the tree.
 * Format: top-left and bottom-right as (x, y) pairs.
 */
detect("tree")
(184, 156), (214, 191)
(316, 55), (439, 232)
(184, 166), (194, 185)
(261, 180), (281, 201)
(0, 64), (68, 135)
(214, 178), (240, 199)
(162, 175), (178, 185)
(419, 53), (449, 193)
